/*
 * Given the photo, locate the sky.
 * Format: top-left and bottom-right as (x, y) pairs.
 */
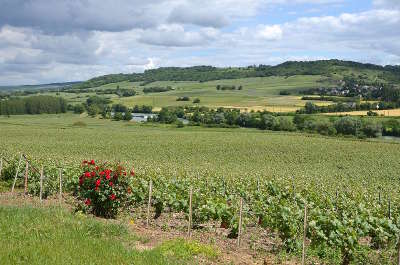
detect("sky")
(0, 0), (399, 85)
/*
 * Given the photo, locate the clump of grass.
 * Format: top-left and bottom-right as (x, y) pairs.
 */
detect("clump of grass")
(72, 121), (87, 127)
(157, 238), (220, 261)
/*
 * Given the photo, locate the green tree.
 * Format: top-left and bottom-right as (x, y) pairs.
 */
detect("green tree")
(113, 112), (123, 121)
(124, 111), (133, 121)
(334, 116), (361, 135)
(73, 104), (85, 114)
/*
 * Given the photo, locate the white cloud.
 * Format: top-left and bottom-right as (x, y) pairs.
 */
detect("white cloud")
(257, 25), (283, 40)
(137, 24), (218, 47)
(1, 0), (400, 85)
(168, 5), (229, 28)
(0, 0), (168, 34)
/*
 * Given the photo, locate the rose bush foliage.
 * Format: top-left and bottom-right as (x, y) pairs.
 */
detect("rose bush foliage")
(77, 160), (134, 218)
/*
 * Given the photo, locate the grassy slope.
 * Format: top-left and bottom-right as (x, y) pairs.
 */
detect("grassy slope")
(117, 76), (326, 109)
(1, 114), (400, 198)
(37, 75), (333, 111)
(0, 205), (217, 265)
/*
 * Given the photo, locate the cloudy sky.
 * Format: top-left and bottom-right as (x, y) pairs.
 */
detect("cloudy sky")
(0, 0), (399, 85)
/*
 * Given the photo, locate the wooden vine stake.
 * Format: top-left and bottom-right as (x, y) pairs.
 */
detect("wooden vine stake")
(11, 153), (22, 193)
(39, 166), (44, 203)
(302, 204), (308, 265)
(237, 197), (243, 248)
(397, 239), (400, 265)
(0, 157), (3, 179)
(398, 239), (400, 265)
(146, 179), (153, 227)
(23, 160), (29, 196)
(378, 190), (381, 205)
(257, 179), (260, 193)
(292, 176), (295, 199)
(59, 168), (63, 204)
(187, 186), (193, 237)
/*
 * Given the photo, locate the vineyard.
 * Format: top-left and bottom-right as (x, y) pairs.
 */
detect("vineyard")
(1, 114), (400, 264)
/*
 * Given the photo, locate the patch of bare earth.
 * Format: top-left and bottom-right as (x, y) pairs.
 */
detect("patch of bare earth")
(124, 207), (300, 265)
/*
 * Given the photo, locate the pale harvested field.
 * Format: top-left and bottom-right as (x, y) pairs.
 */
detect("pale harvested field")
(222, 105), (300, 113)
(324, 108), (400, 117)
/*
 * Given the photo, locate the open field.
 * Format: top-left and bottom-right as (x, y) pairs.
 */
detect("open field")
(1, 114), (400, 264)
(117, 76), (332, 109)
(324, 108), (400, 117)
(1, 113), (399, 198)
(35, 75), (334, 111)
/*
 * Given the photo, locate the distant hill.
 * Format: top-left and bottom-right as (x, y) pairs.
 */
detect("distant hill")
(0, 81), (82, 92)
(70, 60), (400, 90)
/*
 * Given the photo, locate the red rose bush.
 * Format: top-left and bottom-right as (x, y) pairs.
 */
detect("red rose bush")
(77, 160), (134, 218)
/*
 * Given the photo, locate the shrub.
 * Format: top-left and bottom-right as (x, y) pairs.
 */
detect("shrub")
(304, 102), (319, 114)
(293, 115), (309, 130)
(361, 120), (382, 138)
(260, 114), (277, 130)
(124, 112), (133, 121)
(382, 119), (400, 137)
(77, 160), (134, 218)
(275, 117), (296, 132)
(143, 87), (172, 93)
(87, 105), (101, 117)
(73, 104), (85, 114)
(176, 96), (190, 101)
(315, 120), (337, 136)
(334, 116), (361, 135)
(279, 91), (291, 95)
(72, 121), (87, 127)
(193, 98), (201, 104)
(113, 112), (123, 121)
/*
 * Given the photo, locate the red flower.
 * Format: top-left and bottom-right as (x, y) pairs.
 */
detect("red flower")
(85, 198), (91, 205)
(106, 175), (111, 180)
(90, 171), (96, 177)
(83, 160), (88, 164)
(109, 194), (116, 200)
(95, 179), (101, 187)
(95, 166), (99, 171)
(99, 171), (105, 176)
(89, 160), (95, 165)
(130, 169), (135, 176)
(127, 187), (132, 193)
(79, 177), (84, 185)
(109, 181), (113, 187)
(84, 172), (91, 178)
(95, 186), (99, 191)
(123, 171), (127, 176)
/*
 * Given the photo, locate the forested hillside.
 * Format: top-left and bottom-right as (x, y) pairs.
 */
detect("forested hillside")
(71, 60), (400, 90)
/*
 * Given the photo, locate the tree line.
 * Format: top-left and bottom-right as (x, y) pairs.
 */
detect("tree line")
(152, 106), (400, 138)
(216, 85), (243, 91)
(73, 96), (153, 119)
(298, 101), (400, 114)
(0, 96), (67, 115)
(70, 60), (400, 90)
(143, 86), (173, 93)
